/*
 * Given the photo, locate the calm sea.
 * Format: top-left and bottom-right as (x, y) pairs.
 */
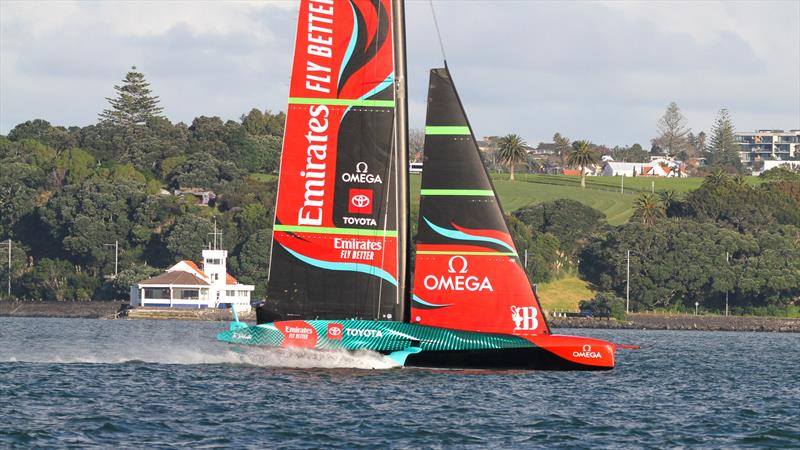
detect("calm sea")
(0, 317), (798, 449)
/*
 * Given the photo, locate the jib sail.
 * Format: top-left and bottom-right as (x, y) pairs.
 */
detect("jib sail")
(411, 67), (550, 335)
(266, 0), (403, 321)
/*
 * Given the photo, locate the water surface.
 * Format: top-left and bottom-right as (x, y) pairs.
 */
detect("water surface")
(1, 317), (798, 448)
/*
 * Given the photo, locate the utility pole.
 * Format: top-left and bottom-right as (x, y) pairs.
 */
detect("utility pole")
(626, 249), (631, 314)
(105, 241), (119, 278)
(725, 251), (730, 317)
(651, 180), (655, 193)
(621, 175), (624, 194)
(2, 239), (10, 298)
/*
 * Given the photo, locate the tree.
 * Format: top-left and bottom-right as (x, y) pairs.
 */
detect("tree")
(514, 199), (606, 260)
(99, 66), (164, 126)
(241, 108), (285, 137)
(165, 215), (214, 261)
(54, 147), (96, 186)
(612, 143), (649, 163)
(687, 131), (706, 158)
(632, 193), (666, 227)
(654, 102), (690, 157)
(567, 140), (598, 188)
(496, 134), (528, 180)
(553, 132), (571, 169)
(231, 229), (272, 298)
(707, 109), (743, 174)
(409, 128), (425, 162)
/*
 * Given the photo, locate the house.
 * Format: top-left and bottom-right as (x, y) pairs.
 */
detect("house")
(762, 160), (800, 172)
(173, 188), (216, 206)
(129, 248), (254, 313)
(601, 158), (686, 178)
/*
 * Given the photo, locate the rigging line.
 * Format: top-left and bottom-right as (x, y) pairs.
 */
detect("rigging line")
(376, 115), (396, 321)
(428, 0), (448, 65)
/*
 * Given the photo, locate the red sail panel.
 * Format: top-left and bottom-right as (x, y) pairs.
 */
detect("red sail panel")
(410, 68), (550, 335)
(266, 0), (400, 321)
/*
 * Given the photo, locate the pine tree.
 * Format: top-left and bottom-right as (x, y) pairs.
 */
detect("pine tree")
(99, 66), (164, 126)
(707, 109), (742, 173)
(655, 101), (690, 157)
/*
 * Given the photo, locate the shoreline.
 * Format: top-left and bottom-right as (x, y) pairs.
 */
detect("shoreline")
(548, 313), (800, 333)
(1, 301), (799, 332)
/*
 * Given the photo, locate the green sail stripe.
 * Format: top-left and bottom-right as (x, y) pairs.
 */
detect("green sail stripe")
(420, 189), (495, 196)
(274, 225), (397, 237)
(417, 250), (517, 256)
(425, 126), (471, 135)
(288, 97), (395, 107)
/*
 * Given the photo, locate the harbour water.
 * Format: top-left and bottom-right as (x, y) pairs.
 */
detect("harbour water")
(1, 317), (798, 448)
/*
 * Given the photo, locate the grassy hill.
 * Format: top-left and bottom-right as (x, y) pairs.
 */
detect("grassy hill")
(536, 275), (596, 313)
(411, 174), (681, 225)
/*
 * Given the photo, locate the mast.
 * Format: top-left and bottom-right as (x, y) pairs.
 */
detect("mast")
(392, 0), (410, 322)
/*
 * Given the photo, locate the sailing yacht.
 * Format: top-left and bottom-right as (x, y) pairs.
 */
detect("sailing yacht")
(218, 0), (623, 370)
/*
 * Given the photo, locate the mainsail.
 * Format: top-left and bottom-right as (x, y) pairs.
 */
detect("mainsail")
(266, 0), (403, 321)
(411, 67), (550, 336)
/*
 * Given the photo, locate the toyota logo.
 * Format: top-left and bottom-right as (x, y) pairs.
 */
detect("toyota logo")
(351, 194), (371, 208)
(329, 327), (342, 336)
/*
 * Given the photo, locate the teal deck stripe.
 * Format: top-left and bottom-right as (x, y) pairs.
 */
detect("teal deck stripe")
(274, 224), (397, 237)
(425, 126), (471, 135)
(288, 97), (394, 107)
(420, 189), (494, 196)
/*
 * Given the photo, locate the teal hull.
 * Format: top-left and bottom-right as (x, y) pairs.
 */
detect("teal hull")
(217, 320), (617, 370)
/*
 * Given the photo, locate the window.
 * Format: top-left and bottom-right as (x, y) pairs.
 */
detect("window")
(226, 290), (235, 297)
(239, 290), (249, 297)
(206, 259), (221, 265)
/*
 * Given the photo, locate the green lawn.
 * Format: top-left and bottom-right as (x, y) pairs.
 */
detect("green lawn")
(536, 275), (596, 312)
(411, 174), (637, 225)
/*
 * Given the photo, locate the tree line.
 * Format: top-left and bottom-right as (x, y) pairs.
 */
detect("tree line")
(1, 67), (797, 315)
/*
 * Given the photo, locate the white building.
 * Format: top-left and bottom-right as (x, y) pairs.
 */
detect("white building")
(601, 158), (686, 177)
(735, 130), (800, 167)
(762, 160), (800, 172)
(130, 248), (254, 313)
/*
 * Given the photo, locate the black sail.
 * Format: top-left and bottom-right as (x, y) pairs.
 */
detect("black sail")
(410, 67), (550, 336)
(263, 0), (403, 321)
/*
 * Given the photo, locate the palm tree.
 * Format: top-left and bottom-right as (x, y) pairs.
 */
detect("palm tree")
(705, 168), (730, 186)
(497, 134), (528, 180)
(567, 140), (599, 189)
(553, 132), (571, 170)
(633, 193), (666, 227)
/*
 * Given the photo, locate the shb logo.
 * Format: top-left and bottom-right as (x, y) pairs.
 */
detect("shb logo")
(348, 188), (373, 214)
(422, 256), (493, 292)
(511, 305), (539, 331)
(327, 323), (343, 340)
(572, 344), (603, 359)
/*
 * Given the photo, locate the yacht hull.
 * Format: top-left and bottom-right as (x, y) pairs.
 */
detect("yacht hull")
(217, 319), (615, 370)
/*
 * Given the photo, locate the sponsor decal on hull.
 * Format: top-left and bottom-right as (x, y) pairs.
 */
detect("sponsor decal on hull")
(572, 344), (603, 359)
(279, 320), (319, 348)
(511, 305), (539, 331)
(327, 323), (343, 340)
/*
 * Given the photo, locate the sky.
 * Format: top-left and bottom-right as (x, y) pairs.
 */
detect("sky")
(1, 0), (799, 147)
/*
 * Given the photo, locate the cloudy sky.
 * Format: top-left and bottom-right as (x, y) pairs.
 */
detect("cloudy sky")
(1, 0), (798, 147)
